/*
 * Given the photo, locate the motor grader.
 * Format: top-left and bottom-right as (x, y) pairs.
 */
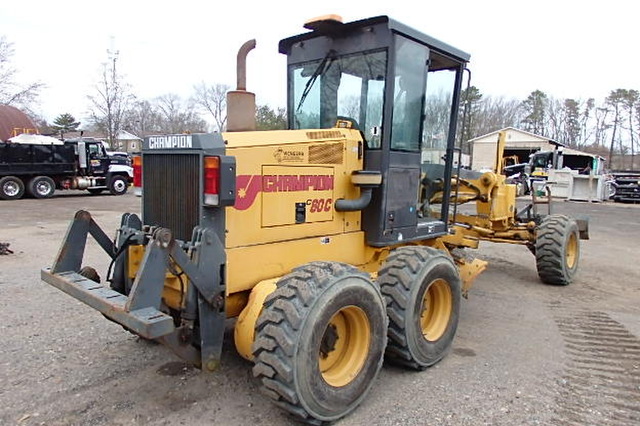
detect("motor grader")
(42, 15), (587, 424)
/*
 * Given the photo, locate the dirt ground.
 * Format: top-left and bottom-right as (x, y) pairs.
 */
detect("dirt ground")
(1, 191), (639, 425)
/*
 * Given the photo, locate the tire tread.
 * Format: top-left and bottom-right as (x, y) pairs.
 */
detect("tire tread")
(252, 261), (381, 423)
(378, 246), (459, 370)
(535, 214), (579, 285)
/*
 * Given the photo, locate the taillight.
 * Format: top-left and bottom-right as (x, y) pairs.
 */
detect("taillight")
(133, 156), (142, 196)
(133, 156), (142, 186)
(203, 156), (220, 206)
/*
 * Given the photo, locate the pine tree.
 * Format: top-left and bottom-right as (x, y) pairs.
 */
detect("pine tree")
(458, 86), (483, 151)
(621, 89), (638, 169)
(256, 105), (287, 130)
(563, 99), (580, 147)
(520, 90), (548, 135)
(605, 89), (626, 167)
(51, 113), (80, 134)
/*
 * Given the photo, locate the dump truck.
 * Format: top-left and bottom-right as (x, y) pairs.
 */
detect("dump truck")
(41, 15), (588, 423)
(0, 135), (132, 200)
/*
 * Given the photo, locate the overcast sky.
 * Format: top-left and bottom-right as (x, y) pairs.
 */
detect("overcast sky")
(1, 0), (636, 125)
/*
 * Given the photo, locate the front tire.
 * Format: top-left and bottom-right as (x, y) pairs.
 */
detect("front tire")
(0, 176), (25, 200)
(535, 214), (580, 285)
(252, 262), (387, 423)
(109, 175), (128, 195)
(27, 176), (56, 198)
(378, 246), (461, 370)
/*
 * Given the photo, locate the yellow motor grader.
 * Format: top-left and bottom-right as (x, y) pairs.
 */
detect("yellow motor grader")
(42, 15), (587, 424)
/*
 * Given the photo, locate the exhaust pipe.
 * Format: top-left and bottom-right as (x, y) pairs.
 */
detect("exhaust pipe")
(226, 39), (257, 132)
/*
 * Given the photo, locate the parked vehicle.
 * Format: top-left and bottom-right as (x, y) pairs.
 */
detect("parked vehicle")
(610, 171), (640, 202)
(0, 135), (133, 200)
(42, 15), (587, 424)
(106, 151), (133, 165)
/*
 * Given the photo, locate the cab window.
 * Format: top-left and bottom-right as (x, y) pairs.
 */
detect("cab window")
(87, 144), (102, 158)
(390, 36), (428, 152)
(290, 50), (387, 148)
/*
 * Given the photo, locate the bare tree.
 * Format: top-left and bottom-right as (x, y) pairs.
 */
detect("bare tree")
(474, 96), (521, 137)
(339, 94), (360, 119)
(546, 97), (563, 142)
(580, 98), (595, 147)
(547, 98), (581, 147)
(156, 93), (208, 134)
(88, 50), (135, 145)
(192, 82), (230, 131)
(594, 106), (610, 147)
(123, 100), (161, 137)
(424, 90), (454, 149)
(0, 36), (44, 111)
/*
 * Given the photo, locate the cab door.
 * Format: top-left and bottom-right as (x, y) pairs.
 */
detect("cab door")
(86, 143), (109, 176)
(384, 36), (429, 236)
(363, 35), (464, 246)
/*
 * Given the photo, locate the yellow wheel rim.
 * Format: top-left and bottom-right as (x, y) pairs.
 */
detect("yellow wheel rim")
(421, 279), (452, 342)
(318, 306), (371, 387)
(566, 232), (578, 269)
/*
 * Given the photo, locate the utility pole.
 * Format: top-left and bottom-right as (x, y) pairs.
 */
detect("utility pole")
(106, 36), (119, 149)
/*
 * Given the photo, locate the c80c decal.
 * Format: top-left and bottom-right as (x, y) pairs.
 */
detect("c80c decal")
(307, 198), (332, 213)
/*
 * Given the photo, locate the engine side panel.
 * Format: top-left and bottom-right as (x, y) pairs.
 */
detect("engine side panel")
(224, 129), (363, 248)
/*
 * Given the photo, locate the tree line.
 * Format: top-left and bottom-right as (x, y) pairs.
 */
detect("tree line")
(83, 51), (287, 141)
(0, 36), (286, 141)
(1, 34), (638, 169)
(459, 87), (640, 169)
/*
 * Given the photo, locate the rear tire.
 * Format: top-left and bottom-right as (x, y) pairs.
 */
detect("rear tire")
(378, 246), (461, 370)
(535, 214), (579, 285)
(0, 176), (25, 200)
(27, 176), (55, 198)
(252, 261), (387, 423)
(109, 175), (128, 195)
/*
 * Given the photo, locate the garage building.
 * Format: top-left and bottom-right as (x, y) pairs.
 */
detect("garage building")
(469, 127), (561, 171)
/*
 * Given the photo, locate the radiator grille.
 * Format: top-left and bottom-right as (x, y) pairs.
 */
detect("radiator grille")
(142, 154), (200, 242)
(309, 142), (344, 164)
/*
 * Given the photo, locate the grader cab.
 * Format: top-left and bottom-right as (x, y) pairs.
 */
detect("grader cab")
(42, 15), (587, 423)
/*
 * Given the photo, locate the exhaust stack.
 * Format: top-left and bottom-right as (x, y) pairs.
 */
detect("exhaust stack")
(226, 39), (257, 132)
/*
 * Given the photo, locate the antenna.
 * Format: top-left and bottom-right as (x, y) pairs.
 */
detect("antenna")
(107, 35), (119, 74)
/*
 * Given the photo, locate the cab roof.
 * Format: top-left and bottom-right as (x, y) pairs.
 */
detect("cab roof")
(279, 15), (470, 64)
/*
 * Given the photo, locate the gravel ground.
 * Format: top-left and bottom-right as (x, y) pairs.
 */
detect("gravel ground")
(1, 191), (639, 425)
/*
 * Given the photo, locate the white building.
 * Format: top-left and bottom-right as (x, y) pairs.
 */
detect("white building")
(469, 127), (560, 171)
(111, 130), (143, 153)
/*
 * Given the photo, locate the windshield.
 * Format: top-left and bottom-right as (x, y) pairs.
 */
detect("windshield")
(290, 50), (387, 148)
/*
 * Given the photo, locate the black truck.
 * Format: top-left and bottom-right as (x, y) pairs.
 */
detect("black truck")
(0, 137), (133, 200)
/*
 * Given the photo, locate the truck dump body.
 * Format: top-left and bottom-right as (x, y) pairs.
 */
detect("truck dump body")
(0, 142), (76, 176)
